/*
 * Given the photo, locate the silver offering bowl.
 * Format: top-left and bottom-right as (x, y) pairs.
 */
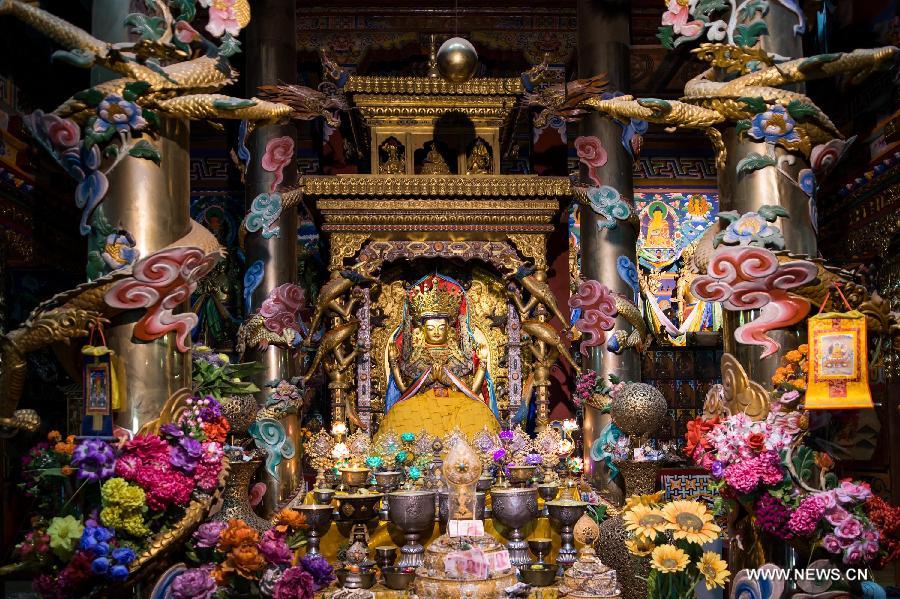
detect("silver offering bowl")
(476, 475), (494, 493)
(374, 471), (404, 519)
(490, 487), (539, 568)
(528, 538), (552, 564)
(296, 504), (334, 557)
(375, 545), (398, 571)
(546, 499), (587, 571)
(507, 465), (538, 487)
(537, 483), (559, 516)
(387, 490), (436, 569)
(313, 487), (335, 504)
(335, 492), (384, 564)
(335, 566), (376, 589)
(437, 491), (486, 533)
(339, 466), (372, 493)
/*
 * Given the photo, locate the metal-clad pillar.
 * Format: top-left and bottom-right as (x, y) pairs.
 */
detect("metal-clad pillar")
(242, 0), (301, 515)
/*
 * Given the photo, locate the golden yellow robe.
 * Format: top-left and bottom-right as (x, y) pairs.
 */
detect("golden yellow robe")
(375, 387), (500, 442)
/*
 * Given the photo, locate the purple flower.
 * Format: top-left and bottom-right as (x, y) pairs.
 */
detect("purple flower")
(499, 430), (514, 443)
(525, 453), (543, 466)
(198, 396), (222, 422)
(112, 547), (135, 565)
(492, 448), (507, 462)
(93, 95), (147, 134)
(71, 439), (116, 482)
(822, 534), (842, 554)
(824, 506), (850, 526)
(843, 541), (865, 565)
(711, 460), (725, 478)
(160, 423), (184, 440)
(834, 480), (872, 504)
(834, 516), (863, 540)
(273, 566), (315, 599)
(259, 529), (293, 566)
(109, 564), (129, 581)
(91, 557), (110, 575)
(169, 436), (202, 473)
(171, 567), (217, 599)
(192, 521), (226, 549)
(299, 554), (335, 590)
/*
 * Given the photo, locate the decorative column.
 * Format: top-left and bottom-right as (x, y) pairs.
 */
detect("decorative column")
(242, 0), (301, 515)
(93, 0), (192, 435)
(717, 5), (811, 389)
(576, 0), (640, 492)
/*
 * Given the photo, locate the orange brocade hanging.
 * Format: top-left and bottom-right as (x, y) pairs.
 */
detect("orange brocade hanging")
(806, 310), (873, 410)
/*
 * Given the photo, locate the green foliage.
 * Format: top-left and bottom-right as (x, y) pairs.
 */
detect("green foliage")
(694, 0), (728, 17)
(86, 207), (116, 281)
(143, 108), (161, 129)
(83, 118), (116, 149)
(587, 503), (608, 523)
(736, 152), (776, 178)
(170, 0), (197, 21)
(757, 204), (790, 221)
(734, 21), (769, 47)
(123, 81), (151, 102)
(124, 12), (167, 41)
(218, 34), (242, 58)
(657, 25), (675, 50)
(737, 0), (769, 21)
(824, 472), (838, 490)
(735, 119), (752, 138)
(192, 357), (262, 399)
(74, 88), (104, 108)
(128, 140), (161, 165)
(787, 99), (817, 121)
(738, 96), (768, 115)
(791, 446), (815, 486)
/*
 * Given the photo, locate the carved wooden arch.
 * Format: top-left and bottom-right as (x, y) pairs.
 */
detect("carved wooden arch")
(354, 239), (527, 277)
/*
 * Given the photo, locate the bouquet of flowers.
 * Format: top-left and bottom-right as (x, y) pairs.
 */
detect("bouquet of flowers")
(622, 493), (730, 597)
(7, 398), (228, 597)
(171, 511), (334, 598)
(573, 370), (624, 409)
(193, 345), (261, 399)
(683, 347), (893, 567)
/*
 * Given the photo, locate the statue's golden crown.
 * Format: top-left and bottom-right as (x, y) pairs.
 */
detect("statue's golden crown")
(409, 276), (463, 320)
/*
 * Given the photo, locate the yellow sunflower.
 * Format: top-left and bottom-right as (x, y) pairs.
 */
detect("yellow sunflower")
(662, 500), (721, 545)
(624, 491), (665, 511)
(650, 544), (689, 573)
(622, 505), (669, 539)
(698, 551), (730, 589)
(624, 534), (656, 557)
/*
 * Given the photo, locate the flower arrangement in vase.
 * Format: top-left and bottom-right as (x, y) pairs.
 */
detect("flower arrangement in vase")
(622, 493), (730, 597)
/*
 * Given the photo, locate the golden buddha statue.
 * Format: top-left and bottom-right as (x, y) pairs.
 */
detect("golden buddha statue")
(377, 275), (500, 441)
(466, 139), (492, 174)
(379, 138), (406, 174)
(420, 143), (451, 174)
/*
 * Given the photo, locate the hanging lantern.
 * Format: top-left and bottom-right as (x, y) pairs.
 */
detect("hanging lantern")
(806, 292), (873, 410)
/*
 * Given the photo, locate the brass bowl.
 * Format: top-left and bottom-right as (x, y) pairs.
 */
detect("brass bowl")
(507, 465), (538, 486)
(373, 470), (403, 489)
(382, 566), (417, 590)
(519, 562), (557, 587)
(476, 475), (494, 492)
(313, 488), (335, 504)
(339, 466), (372, 488)
(335, 492), (384, 523)
(335, 567), (376, 589)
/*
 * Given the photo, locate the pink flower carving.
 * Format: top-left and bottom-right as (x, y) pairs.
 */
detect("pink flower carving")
(175, 20), (201, 44)
(261, 136), (295, 192)
(199, 0), (241, 38)
(259, 283), (305, 336)
(105, 247), (222, 353)
(568, 279), (618, 356)
(661, 0), (704, 38)
(691, 246), (817, 358)
(574, 136), (608, 186)
(810, 136), (855, 177)
(45, 114), (81, 148)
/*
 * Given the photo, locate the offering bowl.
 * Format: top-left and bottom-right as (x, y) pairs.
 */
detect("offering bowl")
(546, 499), (587, 570)
(295, 504), (333, 556)
(490, 487), (539, 568)
(335, 566), (376, 589)
(519, 562), (557, 587)
(387, 490), (436, 568)
(382, 566), (417, 590)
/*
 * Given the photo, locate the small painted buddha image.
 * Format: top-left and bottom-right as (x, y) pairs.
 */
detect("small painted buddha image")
(466, 138), (492, 174)
(645, 205), (674, 249)
(377, 274), (500, 441)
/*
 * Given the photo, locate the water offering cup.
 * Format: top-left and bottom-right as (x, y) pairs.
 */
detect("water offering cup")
(528, 538), (552, 564)
(387, 490), (436, 569)
(546, 499), (587, 571)
(296, 504), (334, 556)
(490, 487), (539, 568)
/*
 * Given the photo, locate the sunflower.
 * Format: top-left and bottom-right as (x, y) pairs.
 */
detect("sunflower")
(624, 534), (656, 557)
(697, 551), (730, 589)
(650, 544), (689, 573)
(624, 491), (665, 511)
(662, 500), (721, 545)
(622, 505), (669, 539)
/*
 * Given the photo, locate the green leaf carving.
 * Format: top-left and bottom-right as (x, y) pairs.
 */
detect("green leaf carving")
(786, 99), (817, 121)
(824, 472), (838, 490)
(123, 81), (152, 102)
(799, 53), (842, 72)
(143, 108), (161, 129)
(103, 145), (119, 159)
(737, 0), (768, 21)
(128, 140), (161, 165)
(738, 96), (768, 115)
(51, 49), (96, 68)
(124, 13), (167, 41)
(656, 25), (675, 50)
(694, 0), (728, 17)
(757, 204), (791, 221)
(736, 152), (776, 178)
(74, 88), (105, 108)
(735, 119), (751, 138)
(84, 120), (116, 149)
(170, 0), (197, 21)
(734, 21), (769, 47)
(218, 33), (242, 58)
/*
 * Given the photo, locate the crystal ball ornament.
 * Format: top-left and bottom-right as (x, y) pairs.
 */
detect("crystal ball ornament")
(609, 382), (668, 439)
(436, 37), (479, 83)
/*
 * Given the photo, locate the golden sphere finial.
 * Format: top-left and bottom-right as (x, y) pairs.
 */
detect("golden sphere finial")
(436, 37), (479, 83)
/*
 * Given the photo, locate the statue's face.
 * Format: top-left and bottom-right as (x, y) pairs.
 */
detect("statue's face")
(422, 318), (449, 345)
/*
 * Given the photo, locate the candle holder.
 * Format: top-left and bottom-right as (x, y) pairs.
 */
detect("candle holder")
(490, 487), (539, 569)
(339, 466), (371, 494)
(374, 470), (403, 519)
(313, 487), (335, 504)
(546, 499), (587, 572)
(296, 504), (333, 556)
(387, 490), (436, 568)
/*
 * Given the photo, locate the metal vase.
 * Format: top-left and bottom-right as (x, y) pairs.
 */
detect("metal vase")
(210, 456), (271, 533)
(490, 487), (539, 568)
(546, 500), (587, 571)
(387, 490), (436, 568)
(296, 504), (334, 556)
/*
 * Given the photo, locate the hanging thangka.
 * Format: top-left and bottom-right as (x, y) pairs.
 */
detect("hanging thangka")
(807, 309), (873, 410)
